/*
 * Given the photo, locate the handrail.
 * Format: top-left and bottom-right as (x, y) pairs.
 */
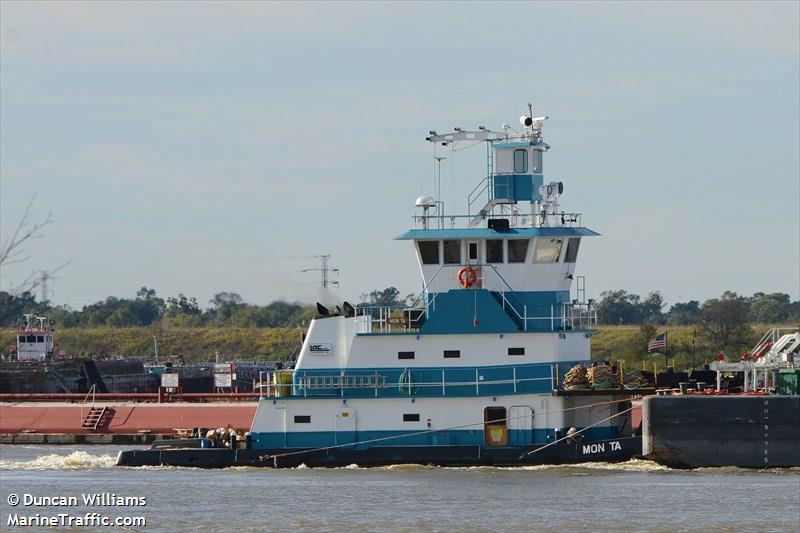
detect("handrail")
(750, 326), (800, 355)
(356, 264), (595, 334)
(467, 176), (490, 216)
(79, 384), (96, 426)
(412, 211), (583, 229)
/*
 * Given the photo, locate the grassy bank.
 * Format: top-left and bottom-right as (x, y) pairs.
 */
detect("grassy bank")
(0, 327), (302, 363)
(1, 324), (788, 370)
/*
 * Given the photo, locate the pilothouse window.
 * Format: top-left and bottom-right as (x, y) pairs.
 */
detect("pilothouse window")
(564, 238), (581, 263)
(513, 149), (528, 173)
(533, 238), (563, 263)
(532, 151), (542, 173)
(486, 240), (503, 263)
(507, 239), (529, 263)
(418, 241), (440, 265)
(443, 240), (461, 264)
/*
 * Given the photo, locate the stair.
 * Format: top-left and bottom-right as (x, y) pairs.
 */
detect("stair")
(81, 406), (114, 431)
(490, 291), (524, 331)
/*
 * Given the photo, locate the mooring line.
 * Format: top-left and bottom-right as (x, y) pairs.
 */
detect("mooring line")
(520, 406), (634, 458)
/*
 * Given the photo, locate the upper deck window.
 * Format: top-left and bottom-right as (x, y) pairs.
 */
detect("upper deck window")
(533, 238), (563, 263)
(532, 151), (542, 173)
(468, 242), (478, 262)
(443, 240), (461, 264)
(507, 239), (529, 263)
(513, 149), (528, 174)
(18, 335), (24, 343)
(418, 241), (440, 265)
(564, 238), (581, 263)
(26, 335), (36, 343)
(486, 240), (503, 263)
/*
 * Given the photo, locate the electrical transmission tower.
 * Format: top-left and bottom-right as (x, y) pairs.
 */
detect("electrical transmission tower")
(302, 255), (339, 289)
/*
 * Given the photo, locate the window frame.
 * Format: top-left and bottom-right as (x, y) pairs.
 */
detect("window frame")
(418, 240), (440, 265)
(507, 239), (529, 263)
(403, 414), (421, 422)
(443, 350), (461, 359)
(564, 238), (581, 263)
(533, 238), (564, 263)
(513, 149), (528, 174)
(294, 415), (311, 424)
(398, 351), (415, 360)
(442, 240), (462, 264)
(486, 239), (503, 263)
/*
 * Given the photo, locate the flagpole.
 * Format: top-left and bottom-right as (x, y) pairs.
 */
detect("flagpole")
(664, 331), (669, 372)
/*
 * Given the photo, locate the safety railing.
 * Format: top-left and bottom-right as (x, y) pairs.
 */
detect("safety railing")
(354, 264), (596, 334)
(260, 364), (568, 399)
(412, 211), (583, 230)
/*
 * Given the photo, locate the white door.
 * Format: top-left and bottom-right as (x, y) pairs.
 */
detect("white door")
(509, 405), (534, 446)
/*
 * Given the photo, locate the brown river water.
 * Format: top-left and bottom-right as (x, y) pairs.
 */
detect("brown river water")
(1, 445), (798, 532)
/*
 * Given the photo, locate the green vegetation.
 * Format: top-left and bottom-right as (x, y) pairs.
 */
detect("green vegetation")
(591, 325), (763, 372)
(1, 286), (796, 370)
(0, 326), (300, 363)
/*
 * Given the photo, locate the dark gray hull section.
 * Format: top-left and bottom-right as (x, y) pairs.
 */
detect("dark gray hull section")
(116, 436), (641, 468)
(642, 395), (800, 468)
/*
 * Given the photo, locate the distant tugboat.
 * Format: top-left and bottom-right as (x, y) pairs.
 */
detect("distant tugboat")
(13, 314), (56, 362)
(118, 107), (644, 468)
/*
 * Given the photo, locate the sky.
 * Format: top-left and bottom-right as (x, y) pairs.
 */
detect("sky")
(1, 1), (798, 311)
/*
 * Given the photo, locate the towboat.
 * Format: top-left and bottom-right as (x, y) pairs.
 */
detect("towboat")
(117, 107), (643, 468)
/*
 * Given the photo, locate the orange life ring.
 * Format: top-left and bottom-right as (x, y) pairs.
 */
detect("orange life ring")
(457, 266), (477, 288)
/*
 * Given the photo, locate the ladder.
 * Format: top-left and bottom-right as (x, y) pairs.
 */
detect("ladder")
(81, 406), (108, 431)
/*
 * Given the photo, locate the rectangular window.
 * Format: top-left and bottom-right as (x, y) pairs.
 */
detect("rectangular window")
(403, 414), (420, 422)
(507, 239), (529, 263)
(508, 347), (525, 356)
(443, 350), (461, 358)
(533, 238), (563, 263)
(468, 242), (478, 261)
(36, 336), (44, 343)
(532, 150), (542, 173)
(486, 239), (503, 263)
(398, 351), (415, 360)
(564, 238), (581, 263)
(418, 241), (440, 265)
(513, 149), (528, 173)
(443, 240), (461, 264)
(26, 335), (36, 343)
(18, 336), (25, 342)
(294, 415), (311, 424)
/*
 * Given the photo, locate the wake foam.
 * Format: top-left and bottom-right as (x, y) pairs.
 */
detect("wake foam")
(0, 451), (117, 470)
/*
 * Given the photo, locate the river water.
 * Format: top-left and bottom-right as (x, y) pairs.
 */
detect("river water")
(1, 445), (798, 532)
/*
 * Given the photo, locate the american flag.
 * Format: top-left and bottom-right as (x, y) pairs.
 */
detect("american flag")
(648, 332), (667, 353)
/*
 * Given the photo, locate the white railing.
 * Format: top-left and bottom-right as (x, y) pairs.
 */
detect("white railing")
(79, 384), (96, 426)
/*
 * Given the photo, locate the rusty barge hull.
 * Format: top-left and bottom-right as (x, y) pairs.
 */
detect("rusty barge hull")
(0, 402), (257, 444)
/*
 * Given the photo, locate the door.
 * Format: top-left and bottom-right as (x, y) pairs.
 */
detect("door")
(335, 407), (357, 446)
(467, 241), (482, 287)
(509, 405), (534, 446)
(484, 406), (508, 447)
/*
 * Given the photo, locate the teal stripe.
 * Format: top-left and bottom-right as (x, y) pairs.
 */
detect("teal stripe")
(251, 427), (621, 449)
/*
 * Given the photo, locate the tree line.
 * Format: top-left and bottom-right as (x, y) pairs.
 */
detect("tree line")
(0, 288), (315, 329)
(2, 286), (796, 348)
